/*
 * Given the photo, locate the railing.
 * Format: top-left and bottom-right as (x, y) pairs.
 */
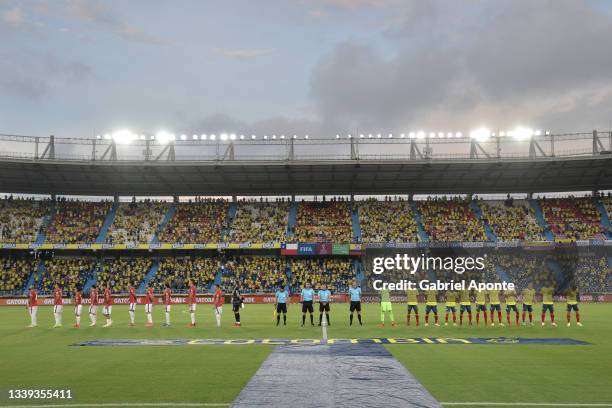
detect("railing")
(0, 131), (611, 163)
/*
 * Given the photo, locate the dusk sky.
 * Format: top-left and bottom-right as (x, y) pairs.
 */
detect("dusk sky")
(2, 0), (612, 139)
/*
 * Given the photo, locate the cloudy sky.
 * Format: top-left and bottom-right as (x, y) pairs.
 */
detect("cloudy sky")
(1, 0), (612, 139)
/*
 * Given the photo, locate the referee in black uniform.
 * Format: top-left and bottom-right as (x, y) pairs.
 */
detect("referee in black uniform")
(231, 280), (243, 327)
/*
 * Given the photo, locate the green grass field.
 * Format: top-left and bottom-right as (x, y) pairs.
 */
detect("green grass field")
(1, 302), (611, 407)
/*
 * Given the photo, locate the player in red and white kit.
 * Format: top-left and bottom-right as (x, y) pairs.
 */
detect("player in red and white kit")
(163, 283), (172, 327)
(53, 284), (63, 328)
(89, 284), (98, 326)
(73, 288), (83, 328)
(128, 283), (137, 326)
(27, 285), (38, 328)
(103, 285), (113, 327)
(144, 284), (155, 327)
(213, 284), (223, 328)
(187, 279), (197, 327)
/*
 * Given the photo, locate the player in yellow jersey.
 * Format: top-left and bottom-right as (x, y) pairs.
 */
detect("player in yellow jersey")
(504, 289), (519, 326)
(458, 289), (473, 326)
(488, 289), (504, 326)
(424, 290), (439, 326)
(475, 289), (488, 326)
(444, 291), (458, 326)
(406, 289), (420, 326)
(565, 284), (582, 327)
(521, 283), (536, 326)
(540, 285), (557, 327)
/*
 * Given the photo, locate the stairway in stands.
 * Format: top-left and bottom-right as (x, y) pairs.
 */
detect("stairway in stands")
(470, 200), (497, 241)
(34, 214), (51, 246)
(23, 259), (44, 295)
(83, 261), (100, 294)
(223, 202), (239, 241)
(95, 202), (118, 244)
(137, 261), (159, 294)
(150, 204), (176, 244)
(529, 199), (555, 241)
(594, 197), (612, 239)
(410, 202), (429, 241)
(495, 265), (511, 283)
(287, 201), (297, 239)
(351, 205), (362, 242)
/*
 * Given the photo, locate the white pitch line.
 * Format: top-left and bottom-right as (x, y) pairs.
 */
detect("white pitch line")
(0, 403), (230, 408)
(442, 403), (612, 407)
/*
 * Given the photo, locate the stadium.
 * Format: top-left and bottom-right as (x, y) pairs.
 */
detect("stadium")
(3, 1), (612, 407)
(1, 130), (612, 408)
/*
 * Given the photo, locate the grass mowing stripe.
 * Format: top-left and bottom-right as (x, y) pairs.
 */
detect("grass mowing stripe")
(442, 403), (612, 407)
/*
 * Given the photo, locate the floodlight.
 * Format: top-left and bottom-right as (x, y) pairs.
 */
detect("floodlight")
(368, 134), (373, 138)
(447, 132), (453, 138)
(193, 135), (199, 140)
(304, 135), (309, 139)
(438, 132), (444, 138)
(272, 135), (277, 140)
(210, 134), (216, 140)
(545, 131), (551, 135)
(499, 131), (506, 137)
(292, 134), (297, 139)
(388, 133), (393, 138)
(251, 135), (257, 139)
(336, 134), (340, 139)
(263, 135), (268, 140)
(103, 133), (111, 140)
(239, 134), (245, 140)
(513, 127), (534, 141)
(359, 134), (364, 138)
(96, 135), (101, 139)
(220, 133), (228, 141)
(469, 127), (491, 141)
(180, 134), (187, 141)
(400, 133), (406, 138)
(140, 135), (146, 140)
(429, 132), (436, 138)
(376, 133), (382, 138)
(534, 130), (542, 136)
(347, 134), (352, 139)
(417, 131), (425, 139)
(230, 133), (236, 140)
(455, 132), (462, 138)
(202, 134), (207, 140)
(280, 135), (285, 139)
(156, 130), (173, 145)
(409, 132), (416, 138)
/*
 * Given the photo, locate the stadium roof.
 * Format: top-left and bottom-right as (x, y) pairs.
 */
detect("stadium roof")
(1, 154), (611, 196)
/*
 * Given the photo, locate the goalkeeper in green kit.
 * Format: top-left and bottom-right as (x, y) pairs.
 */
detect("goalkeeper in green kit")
(379, 288), (396, 327)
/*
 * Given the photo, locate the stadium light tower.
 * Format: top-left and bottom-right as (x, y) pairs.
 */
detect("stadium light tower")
(470, 127), (491, 142)
(513, 127), (534, 141)
(112, 129), (136, 144)
(156, 130), (174, 145)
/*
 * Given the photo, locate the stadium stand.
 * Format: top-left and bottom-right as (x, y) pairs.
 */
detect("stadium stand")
(96, 258), (151, 293)
(0, 198), (49, 244)
(358, 198), (419, 242)
(227, 199), (289, 243)
(221, 256), (287, 293)
(106, 201), (169, 245)
(291, 199), (353, 242)
(158, 200), (228, 243)
(45, 200), (112, 244)
(539, 196), (606, 240)
(290, 258), (354, 292)
(153, 257), (218, 293)
(39, 258), (96, 294)
(480, 198), (544, 241)
(418, 197), (487, 241)
(0, 258), (37, 295)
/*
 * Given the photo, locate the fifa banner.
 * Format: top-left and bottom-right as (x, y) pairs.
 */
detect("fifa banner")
(280, 243), (360, 256)
(2, 293), (612, 306)
(0, 294), (350, 306)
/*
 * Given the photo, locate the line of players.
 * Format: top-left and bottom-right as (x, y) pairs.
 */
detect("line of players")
(394, 283), (582, 328)
(24, 279), (247, 328)
(25, 280), (582, 329)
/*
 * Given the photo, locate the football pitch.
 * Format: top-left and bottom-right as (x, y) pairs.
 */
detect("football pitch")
(1, 303), (611, 408)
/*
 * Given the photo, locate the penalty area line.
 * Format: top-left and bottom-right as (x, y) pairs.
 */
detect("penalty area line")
(442, 403), (612, 407)
(0, 403), (230, 408)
